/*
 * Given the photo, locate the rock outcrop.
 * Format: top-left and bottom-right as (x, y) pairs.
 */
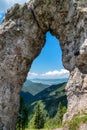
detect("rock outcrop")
(0, 0), (87, 129)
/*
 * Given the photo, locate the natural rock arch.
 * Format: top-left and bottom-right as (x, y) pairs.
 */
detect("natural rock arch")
(0, 0), (87, 129)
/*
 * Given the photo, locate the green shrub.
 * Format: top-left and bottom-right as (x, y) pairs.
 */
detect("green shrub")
(65, 115), (87, 130)
(44, 102), (67, 129)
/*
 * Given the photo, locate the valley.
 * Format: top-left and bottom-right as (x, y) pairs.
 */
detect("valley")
(19, 78), (68, 129)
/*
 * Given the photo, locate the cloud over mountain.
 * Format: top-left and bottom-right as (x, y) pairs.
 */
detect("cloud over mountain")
(41, 69), (69, 78)
(27, 69), (69, 79)
(27, 72), (38, 79)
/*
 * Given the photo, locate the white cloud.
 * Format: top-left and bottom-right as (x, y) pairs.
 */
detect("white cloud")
(27, 69), (70, 79)
(27, 72), (38, 79)
(41, 69), (70, 78)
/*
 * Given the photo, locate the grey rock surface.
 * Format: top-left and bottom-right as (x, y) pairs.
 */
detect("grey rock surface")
(0, 0), (87, 129)
(79, 122), (87, 130)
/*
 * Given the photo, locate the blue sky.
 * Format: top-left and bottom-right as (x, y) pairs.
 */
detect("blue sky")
(0, 0), (69, 79)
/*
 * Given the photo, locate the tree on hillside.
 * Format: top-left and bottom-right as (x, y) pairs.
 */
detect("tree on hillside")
(54, 102), (67, 126)
(32, 103), (45, 129)
(58, 102), (63, 122)
(16, 97), (29, 130)
(44, 102), (67, 129)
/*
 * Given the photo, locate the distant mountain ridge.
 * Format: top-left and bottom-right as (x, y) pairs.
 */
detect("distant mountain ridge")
(23, 80), (49, 96)
(21, 78), (68, 105)
(29, 78), (68, 85)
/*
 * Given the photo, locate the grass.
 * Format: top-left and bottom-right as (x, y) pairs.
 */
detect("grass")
(25, 128), (52, 130)
(27, 113), (87, 130)
(65, 115), (87, 130)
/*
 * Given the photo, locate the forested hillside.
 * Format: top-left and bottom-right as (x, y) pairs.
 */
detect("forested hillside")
(17, 81), (67, 130)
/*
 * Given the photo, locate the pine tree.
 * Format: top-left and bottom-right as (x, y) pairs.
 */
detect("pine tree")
(33, 103), (45, 129)
(54, 102), (67, 126)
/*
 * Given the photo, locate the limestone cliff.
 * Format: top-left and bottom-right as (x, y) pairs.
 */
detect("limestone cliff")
(0, 0), (87, 129)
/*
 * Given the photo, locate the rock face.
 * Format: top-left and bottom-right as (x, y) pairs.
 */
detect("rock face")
(0, 0), (87, 129)
(79, 122), (87, 130)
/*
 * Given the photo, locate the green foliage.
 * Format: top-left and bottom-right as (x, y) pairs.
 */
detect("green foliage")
(33, 104), (45, 129)
(44, 102), (67, 129)
(57, 102), (64, 122)
(20, 82), (67, 129)
(22, 81), (67, 105)
(16, 97), (29, 130)
(28, 83), (67, 120)
(31, 102), (45, 129)
(65, 115), (87, 130)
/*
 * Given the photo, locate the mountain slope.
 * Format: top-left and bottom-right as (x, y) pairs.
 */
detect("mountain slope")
(21, 79), (67, 120)
(30, 78), (68, 85)
(28, 82), (67, 118)
(22, 80), (49, 95)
